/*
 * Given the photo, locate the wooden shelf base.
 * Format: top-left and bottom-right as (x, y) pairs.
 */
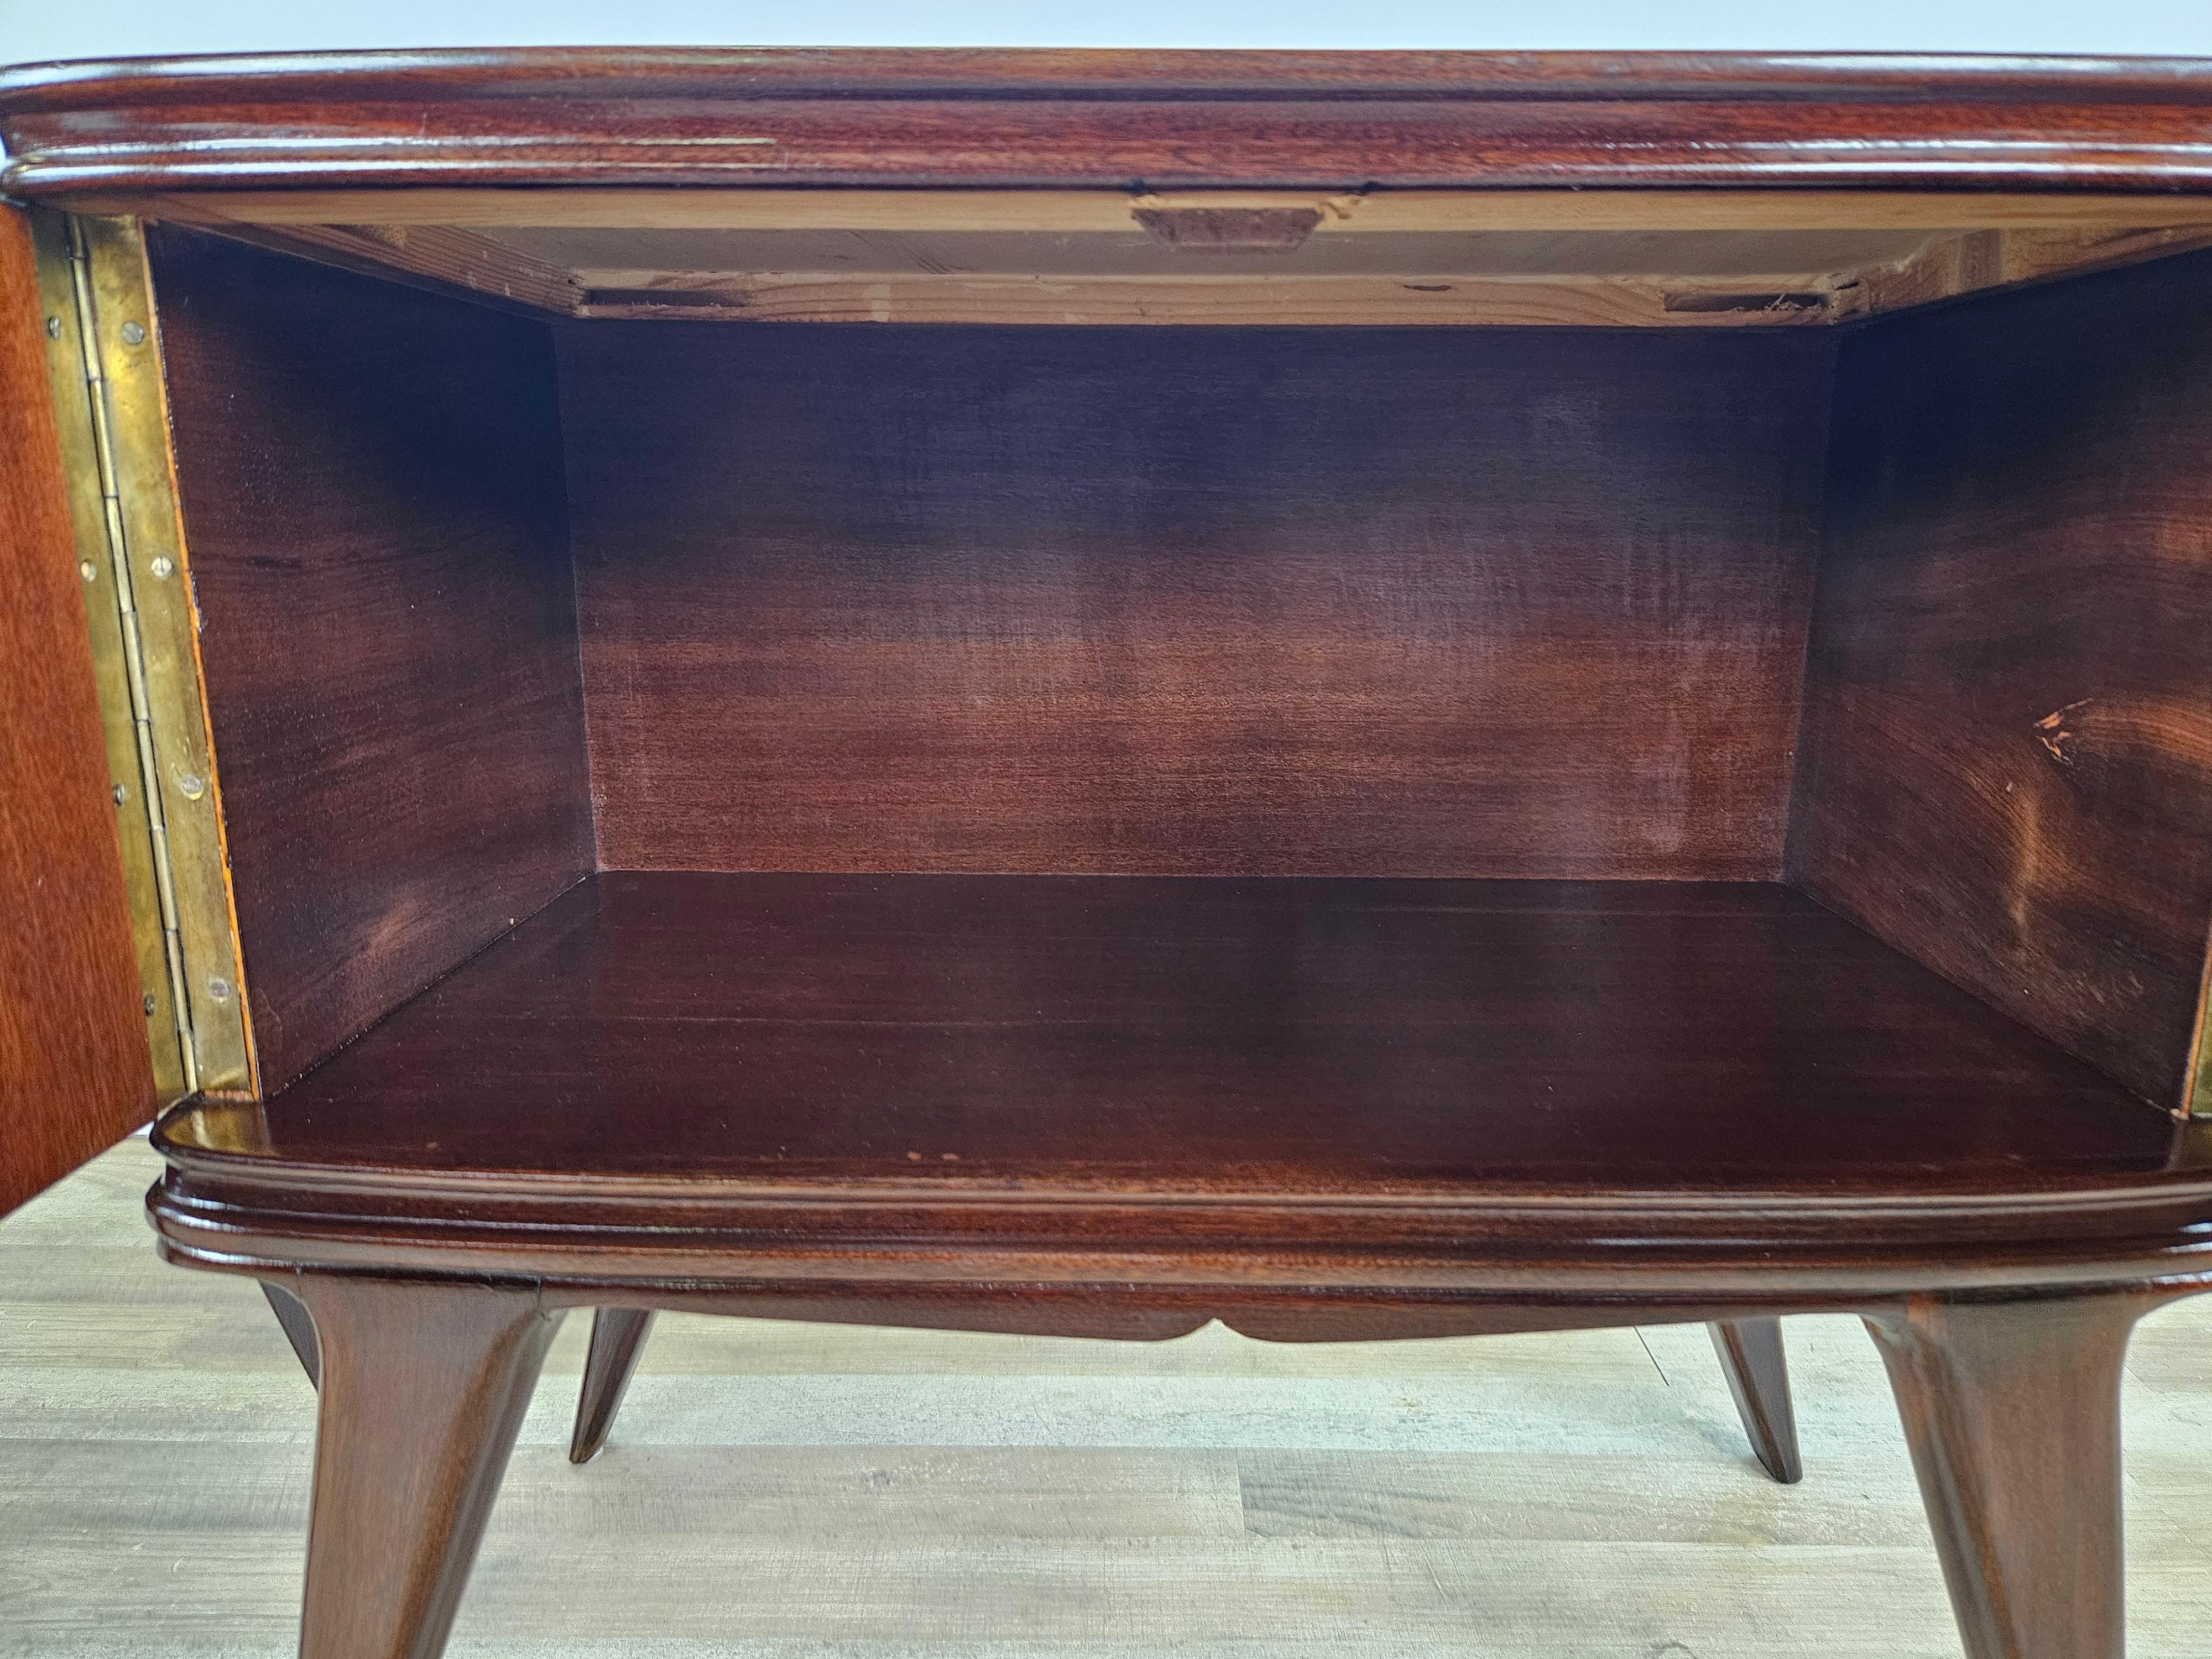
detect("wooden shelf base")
(156, 872), (2200, 1222)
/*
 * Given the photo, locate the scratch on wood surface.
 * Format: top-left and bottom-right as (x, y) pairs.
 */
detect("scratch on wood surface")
(2032, 695), (2212, 778)
(2034, 697), (2093, 766)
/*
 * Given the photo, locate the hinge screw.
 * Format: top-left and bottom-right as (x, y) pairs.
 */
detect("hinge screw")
(206, 978), (232, 1004)
(112, 783), (127, 805)
(177, 772), (206, 800)
(149, 555), (174, 579)
(80, 560), (98, 582)
(46, 316), (62, 338)
(143, 993), (156, 1016)
(120, 321), (146, 346)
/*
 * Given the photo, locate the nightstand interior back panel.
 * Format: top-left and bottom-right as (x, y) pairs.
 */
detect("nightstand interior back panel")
(560, 320), (1834, 879)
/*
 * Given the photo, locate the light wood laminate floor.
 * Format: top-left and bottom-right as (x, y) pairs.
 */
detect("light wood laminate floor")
(5, 1133), (2210, 1657)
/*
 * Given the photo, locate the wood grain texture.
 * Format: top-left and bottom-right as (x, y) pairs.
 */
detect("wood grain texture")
(261, 1282), (320, 1387)
(567, 271), (1853, 326)
(1788, 246), (2212, 1113)
(1865, 1291), (2156, 1659)
(181, 220), (583, 322)
(28, 212), (190, 1103)
(0, 205), (154, 1214)
(569, 1309), (653, 1464)
(144, 873), (2212, 1338)
(167, 212), (2212, 332)
(518, 222), (1954, 283)
(565, 324), (1833, 878)
(562, 224), (2212, 325)
(30, 1139), (2212, 1659)
(152, 872), (2199, 1252)
(8, 51), (2212, 194)
(1840, 223), (2212, 321)
(100, 186), (2212, 233)
(144, 225), (594, 1092)
(12, 53), (2212, 1659)
(262, 1272), (635, 1466)
(1709, 1317), (1802, 1484)
(286, 1275), (561, 1659)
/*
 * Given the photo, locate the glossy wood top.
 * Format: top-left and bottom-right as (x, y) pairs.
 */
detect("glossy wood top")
(7, 50), (2212, 194)
(159, 873), (2194, 1211)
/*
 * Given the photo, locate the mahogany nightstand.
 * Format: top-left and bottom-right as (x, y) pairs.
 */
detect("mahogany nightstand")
(5, 48), (2212, 1659)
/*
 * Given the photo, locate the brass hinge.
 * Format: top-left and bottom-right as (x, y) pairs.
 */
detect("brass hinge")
(31, 210), (255, 1103)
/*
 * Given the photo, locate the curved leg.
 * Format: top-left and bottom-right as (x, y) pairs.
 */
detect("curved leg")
(286, 1275), (562, 1659)
(1708, 1317), (1802, 1483)
(272, 1285), (644, 1477)
(263, 1280), (321, 1387)
(1865, 1290), (2156, 1659)
(569, 1307), (655, 1464)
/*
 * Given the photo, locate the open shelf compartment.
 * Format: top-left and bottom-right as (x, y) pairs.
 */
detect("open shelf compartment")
(67, 196), (2212, 1194)
(164, 871), (2185, 1199)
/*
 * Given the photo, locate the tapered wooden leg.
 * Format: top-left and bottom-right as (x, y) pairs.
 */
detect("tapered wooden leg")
(263, 1281), (322, 1386)
(286, 1275), (562, 1659)
(1707, 1317), (1801, 1483)
(273, 1284), (639, 1478)
(1865, 1290), (2156, 1659)
(569, 1307), (654, 1464)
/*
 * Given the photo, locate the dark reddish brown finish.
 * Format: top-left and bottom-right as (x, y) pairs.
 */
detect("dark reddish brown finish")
(8, 51), (2212, 192)
(287, 1274), (560, 1659)
(0, 205), (154, 1215)
(262, 1282), (321, 1386)
(1709, 1317), (1801, 1483)
(1866, 1290), (2156, 1659)
(4, 47), (2211, 1659)
(1789, 246), (2212, 1113)
(146, 225), (593, 1091)
(150, 872), (2206, 1254)
(565, 325), (1831, 879)
(569, 1308), (653, 1464)
(262, 1278), (639, 1464)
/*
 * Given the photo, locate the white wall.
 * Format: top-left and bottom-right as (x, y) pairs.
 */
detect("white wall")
(4, 0), (2211, 67)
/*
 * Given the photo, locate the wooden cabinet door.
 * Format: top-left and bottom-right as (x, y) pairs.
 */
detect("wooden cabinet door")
(0, 203), (154, 1213)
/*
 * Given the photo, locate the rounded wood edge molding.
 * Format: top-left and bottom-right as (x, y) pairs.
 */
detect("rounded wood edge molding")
(147, 1096), (2212, 1265)
(7, 49), (2212, 196)
(9, 49), (2212, 109)
(144, 1182), (2212, 1317)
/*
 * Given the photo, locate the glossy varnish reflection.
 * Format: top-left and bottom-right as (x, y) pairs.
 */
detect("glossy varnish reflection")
(160, 872), (2180, 1196)
(0, 205), (154, 1210)
(146, 226), (593, 1092)
(7, 44), (2212, 1659)
(151, 873), (2212, 1327)
(1791, 246), (2212, 1114)
(8, 52), (2212, 192)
